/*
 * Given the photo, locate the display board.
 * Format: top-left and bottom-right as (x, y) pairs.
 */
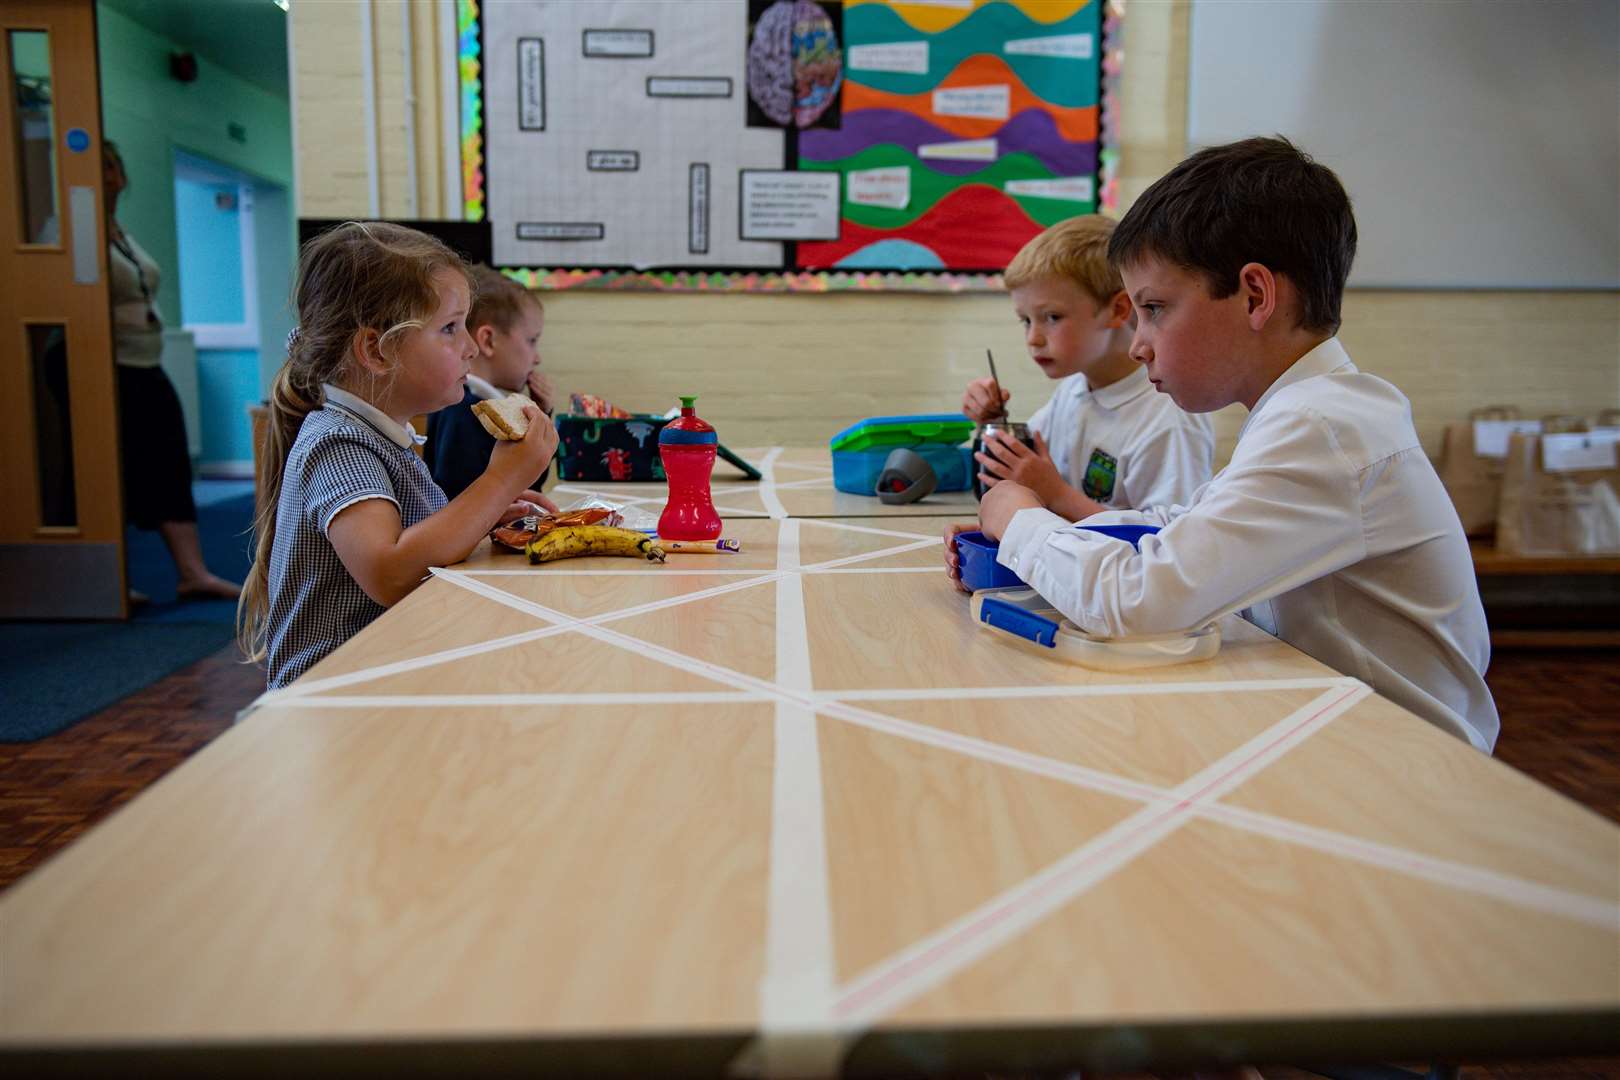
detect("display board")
(471, 0), (1111, 288)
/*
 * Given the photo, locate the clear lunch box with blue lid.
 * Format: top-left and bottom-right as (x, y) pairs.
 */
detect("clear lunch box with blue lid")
(960, 523), (1223, 670)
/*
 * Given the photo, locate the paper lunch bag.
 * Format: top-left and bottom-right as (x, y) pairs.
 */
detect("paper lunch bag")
(1496, 433), (1620, 556)
(1437, 421), (1508, 537)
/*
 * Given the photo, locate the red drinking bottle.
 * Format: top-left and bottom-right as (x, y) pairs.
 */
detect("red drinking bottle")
(658, 395), (722, 541)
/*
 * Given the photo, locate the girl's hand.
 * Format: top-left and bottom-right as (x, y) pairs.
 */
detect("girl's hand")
(976, 430), (1061, 503)
(525, 369), (555, 415)
(942, 521), (978, 593)
(978, 481), (1041, 541)
(490, 403), (558, 485)
(497, 491), (561, 524)
(961, 377), (1010, 422)
(514, 488), (560, 514)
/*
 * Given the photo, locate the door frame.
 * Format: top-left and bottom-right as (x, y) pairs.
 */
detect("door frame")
(0, 0), (126, 618)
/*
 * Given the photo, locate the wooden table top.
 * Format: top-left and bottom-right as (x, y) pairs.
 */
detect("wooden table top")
(3, 454), (1616, 1075)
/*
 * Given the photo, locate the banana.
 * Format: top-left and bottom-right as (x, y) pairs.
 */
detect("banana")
(526, 525), (666, 564)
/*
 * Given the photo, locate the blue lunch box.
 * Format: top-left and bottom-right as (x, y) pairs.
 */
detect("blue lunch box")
(954, 523), (1162, 592)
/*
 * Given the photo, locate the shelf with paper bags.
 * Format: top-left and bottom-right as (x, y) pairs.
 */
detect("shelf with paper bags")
(1466, 428), (1620, 646)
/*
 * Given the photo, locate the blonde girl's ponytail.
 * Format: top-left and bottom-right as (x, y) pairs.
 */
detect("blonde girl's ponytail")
(235, 357), (320, 663)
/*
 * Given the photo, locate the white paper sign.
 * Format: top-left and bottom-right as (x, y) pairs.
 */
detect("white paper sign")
(1542, 431), (1620, 472)
(1005, 176), (1094, 202)
(1473, 419), (1542, 458)
(688, 163), (709, 255)
(582, 29), (654, 57)
(917, 137), (997, 161)
(1004, 33), (1093, 59)
(518, 39), (545, 130)
(645, 77), (732, 98)
(932, 84), (1010, 121)
(848, 166), (910, 210)
(516, 222), (604, 241)
(847, 41), (929, 75)
(740, 171), (841, 240)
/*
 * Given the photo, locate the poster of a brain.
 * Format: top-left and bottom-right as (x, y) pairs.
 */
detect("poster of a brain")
(479, 0), (1105, 279)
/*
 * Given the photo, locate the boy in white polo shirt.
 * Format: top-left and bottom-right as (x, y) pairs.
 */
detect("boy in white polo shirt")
(963, 214), (1214, 515)
(971, 137), (1499, 753)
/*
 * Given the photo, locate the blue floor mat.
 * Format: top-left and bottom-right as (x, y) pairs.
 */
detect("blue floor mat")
(0, 483), (259, 741)
(0, 622), (236, 742)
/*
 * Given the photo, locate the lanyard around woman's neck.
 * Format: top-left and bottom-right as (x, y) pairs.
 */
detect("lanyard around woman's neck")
(108, 223), (157, 320)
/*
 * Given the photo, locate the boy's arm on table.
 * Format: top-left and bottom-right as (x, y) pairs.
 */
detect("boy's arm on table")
(994, 411), (1366, 638)
(330, 407), (557, 606)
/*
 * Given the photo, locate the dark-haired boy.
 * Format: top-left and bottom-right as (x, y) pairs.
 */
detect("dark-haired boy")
(976, 137), (1498, 752)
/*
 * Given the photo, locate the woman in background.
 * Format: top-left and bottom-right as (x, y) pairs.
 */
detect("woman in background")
(104, 140), (239, 602)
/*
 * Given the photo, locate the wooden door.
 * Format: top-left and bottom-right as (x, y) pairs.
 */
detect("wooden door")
(0, 0), (124, 618)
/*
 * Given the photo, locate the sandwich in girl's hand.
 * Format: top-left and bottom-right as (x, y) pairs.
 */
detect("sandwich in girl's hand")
(471, 394), (533, 440)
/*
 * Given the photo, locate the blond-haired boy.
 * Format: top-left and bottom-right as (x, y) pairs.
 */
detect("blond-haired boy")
(964, 215), (1214, 520)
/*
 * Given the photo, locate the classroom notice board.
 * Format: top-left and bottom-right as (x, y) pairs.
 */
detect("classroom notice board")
(475, 0), (1111, 286)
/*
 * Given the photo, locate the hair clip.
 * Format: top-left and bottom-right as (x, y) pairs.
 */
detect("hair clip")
(285, 326), (302, 353)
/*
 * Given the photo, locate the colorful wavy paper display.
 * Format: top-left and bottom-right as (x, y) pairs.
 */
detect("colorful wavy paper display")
(804, 0), (1103, 271)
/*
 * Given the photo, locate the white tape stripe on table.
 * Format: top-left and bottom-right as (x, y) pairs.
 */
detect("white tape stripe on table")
(824, 677), (1356, 701)
(829, 684), (1371, 1024)
(265, 691), (766, 708)
(271, 679), (1353, 709)
(1200, 800), (1619, 929)
(759, 447), (789, 520)
(749, 518), (841, 1076)
(801, 518), (941, 542)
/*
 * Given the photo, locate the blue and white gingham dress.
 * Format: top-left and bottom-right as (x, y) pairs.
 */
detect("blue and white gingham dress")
(264, 400), (447, 688)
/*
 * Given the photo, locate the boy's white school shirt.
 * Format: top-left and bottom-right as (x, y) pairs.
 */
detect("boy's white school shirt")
(1026, 364), (1215, 510)
(997, 338), (1499, 753)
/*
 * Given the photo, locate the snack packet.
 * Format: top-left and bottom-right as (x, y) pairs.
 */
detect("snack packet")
(559, 494), (660, 533)
(490, 507), (620, 551)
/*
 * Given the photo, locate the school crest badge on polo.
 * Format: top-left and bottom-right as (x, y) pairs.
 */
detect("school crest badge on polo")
(1082, 448), (1118, 500)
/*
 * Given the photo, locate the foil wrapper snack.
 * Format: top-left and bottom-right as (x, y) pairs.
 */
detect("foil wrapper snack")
(490, 507), (621, 551)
